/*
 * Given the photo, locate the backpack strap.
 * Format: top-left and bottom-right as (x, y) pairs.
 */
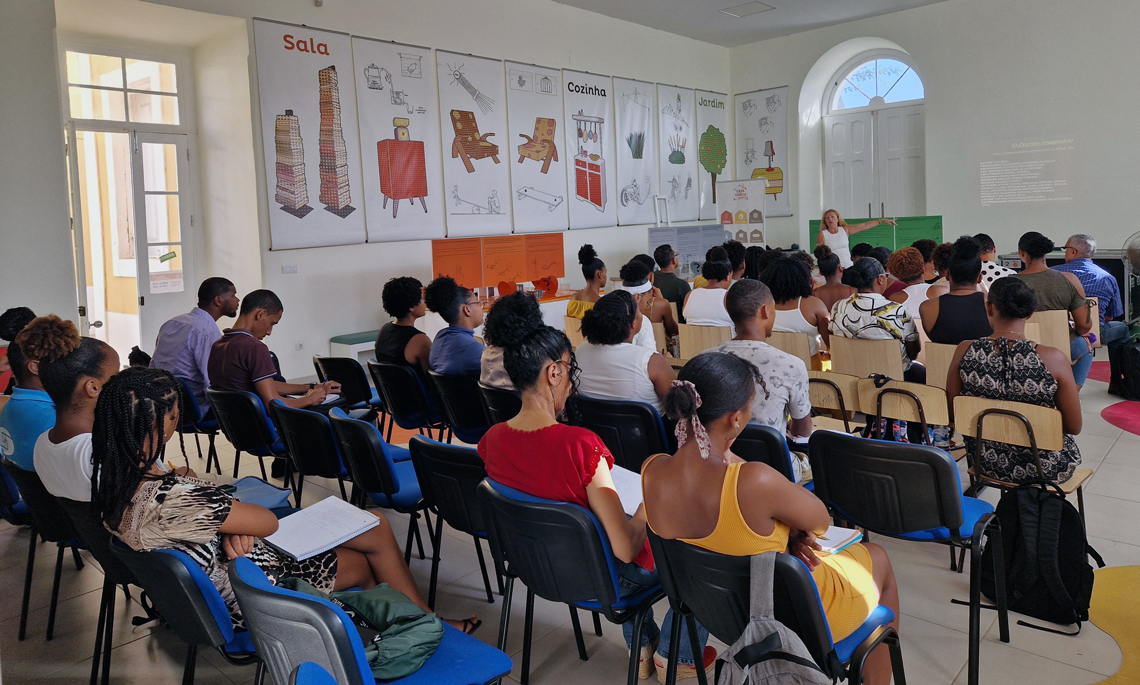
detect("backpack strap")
(749, 552), (777, 618)
(733, 633), (824, 674)
(1012, 488), (1044, 600)
(1087, 544), (1105, 569)
(1033, 494), (1075, 612)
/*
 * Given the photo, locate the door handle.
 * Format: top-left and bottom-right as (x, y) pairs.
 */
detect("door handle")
(868, 203), (872, 218)
(90, 320), (104, 329)
(881, 202), (885, 218)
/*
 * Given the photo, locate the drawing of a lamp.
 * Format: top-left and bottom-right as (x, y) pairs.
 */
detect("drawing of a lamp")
(763, 140), (776, 171)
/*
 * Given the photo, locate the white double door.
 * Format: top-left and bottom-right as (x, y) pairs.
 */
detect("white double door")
(823, 103), (925, 219)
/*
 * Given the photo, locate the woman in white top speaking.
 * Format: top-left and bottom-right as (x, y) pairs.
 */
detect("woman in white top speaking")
(816, 208), (897, 269)
(682, 247), (736, 333)
(574, 290), (675, 413)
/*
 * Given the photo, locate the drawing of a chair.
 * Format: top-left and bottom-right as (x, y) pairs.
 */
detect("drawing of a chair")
(517, 117), (558, 174)
(450, 110), (499, 173)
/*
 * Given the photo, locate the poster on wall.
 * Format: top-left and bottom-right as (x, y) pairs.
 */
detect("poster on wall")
(716, 178), (766, 247)
(505, 62), (569, 233)
(351, 37), (444, 243)
(648, 225), (728, 281)
(253, 19), (366, 249)
(436, 51), (512, 237)
(657, 84), (699, 222)
(735, 85), (790, 217)
(695, 90), (730, 222)
(612, 77), (657, 226)
(562, 70), (617, 230)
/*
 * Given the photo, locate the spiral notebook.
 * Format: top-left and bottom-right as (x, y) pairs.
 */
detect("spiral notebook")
(264, 497), (380, 560)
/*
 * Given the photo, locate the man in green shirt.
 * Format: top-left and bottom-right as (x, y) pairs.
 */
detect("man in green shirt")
(652, 244), (692, 323)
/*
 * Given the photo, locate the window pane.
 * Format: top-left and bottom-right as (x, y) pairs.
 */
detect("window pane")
(69, 86), (126, 121)
(884, 68), (925, 103)
(128, 92), (180, 125)
(875, 59), (910, 97)
(147, 244), (183, 272)
(125, 59), (178, 93)
(141, 143), (178, 192)
(833, 81), (870, 110)
(66, 51), (123, 88)
(144, 194), (181, 243)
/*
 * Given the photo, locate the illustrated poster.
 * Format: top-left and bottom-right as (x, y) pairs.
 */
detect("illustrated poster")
(657, 84), (699, 222)
(253, 19), (366, 249)
(436, 51), (512, 237)
(735, 85), (789, 217)
(716, 178), (767, 246)
(351, 38), (444, 242)
(613, 77), (657, 226)
(695, 90), (730, 221)
(562, 70), (617, 230)
(505, 62), (569, 233)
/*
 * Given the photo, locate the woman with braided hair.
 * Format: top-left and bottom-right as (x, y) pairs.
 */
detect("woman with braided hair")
(92, 366), (480, 632)
(641, 352), (900, 685)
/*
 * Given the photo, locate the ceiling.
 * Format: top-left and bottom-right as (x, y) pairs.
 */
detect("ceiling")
(550, 0), (950, 47)
(55, 0), (241, 47)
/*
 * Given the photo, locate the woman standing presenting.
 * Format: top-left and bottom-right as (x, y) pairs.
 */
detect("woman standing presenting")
(816, 209), (897, 268)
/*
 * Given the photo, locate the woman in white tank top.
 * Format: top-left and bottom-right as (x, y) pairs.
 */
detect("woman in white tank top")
(682, 252), (735, 333)
(577, 290), (675, 412)
(763, 257), (831, 356)
(815, 209), (896, 268)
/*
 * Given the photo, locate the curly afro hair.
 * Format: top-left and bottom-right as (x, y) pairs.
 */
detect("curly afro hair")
(0, 307), (36, 342)
(814, 245), (840, 278)
(381, 276), (423, 319)
(15, 315), (114, 408)
(580, 290), (637, 346)
(579, 244), (605, 281)
(482, 291), (543, 348)
(721, 240), (746, 272)
(948, 236), (983, 285)
(701, 247), (732, 282)
(911, 238), (937, 263)
(482, 294), (573, 390)
(760, 257), (813, 303)
(886, 246), (925, 282)
(931, 242), (953, 277)
(619, 258), (652, 285)
(851, 243), (874, 259)
(424, 276), (472, 325)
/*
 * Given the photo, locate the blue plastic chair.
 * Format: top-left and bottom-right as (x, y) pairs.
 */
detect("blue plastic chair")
(367, 361), (448, 443)
(229, 558), (512, 685)
(206, 388), (289, 482)
(569, 395), (671, 472)
(176, 378), (222, 475)
(269, 400), (353, 504)
(477, 478), (665, 685)
(313, 355), (387, 430)
(291, 661), (337, 685)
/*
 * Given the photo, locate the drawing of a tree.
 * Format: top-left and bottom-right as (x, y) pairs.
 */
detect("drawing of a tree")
(698, 125), (727, 203)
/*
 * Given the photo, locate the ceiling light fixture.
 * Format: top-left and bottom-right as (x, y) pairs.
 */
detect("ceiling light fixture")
(720, 1), (774, 18)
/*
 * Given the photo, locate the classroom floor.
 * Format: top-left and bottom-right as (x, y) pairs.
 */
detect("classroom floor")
(1, 377), (1135, 684)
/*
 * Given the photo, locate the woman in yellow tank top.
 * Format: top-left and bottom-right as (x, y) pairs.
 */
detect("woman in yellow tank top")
(641, 350), (901, 685)
(567, 244), (607, 319)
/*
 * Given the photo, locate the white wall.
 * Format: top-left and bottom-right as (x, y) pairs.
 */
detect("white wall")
(730, 0), (1140, 252)
(0, 2), (78, 322)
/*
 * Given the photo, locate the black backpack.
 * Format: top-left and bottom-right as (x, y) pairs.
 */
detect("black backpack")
(980, 480), (1104, 634)
(1108, 340), (1140, 401)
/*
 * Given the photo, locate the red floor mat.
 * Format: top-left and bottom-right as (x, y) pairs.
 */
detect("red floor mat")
(1088, 360), (1111, 384)
(1102, 401), (1140, 437)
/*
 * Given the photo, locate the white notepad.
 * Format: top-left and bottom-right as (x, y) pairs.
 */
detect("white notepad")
(285, 393), (341, 405)
(264, 496), (381, 560)
(817, 526), (863, 554)
(609, 465), (644, 517)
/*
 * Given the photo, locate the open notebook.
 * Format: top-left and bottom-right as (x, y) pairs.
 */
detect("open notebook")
(609, 465), (643, 517)
(264, 497), (380, 560)
(817, 526), (863, 554)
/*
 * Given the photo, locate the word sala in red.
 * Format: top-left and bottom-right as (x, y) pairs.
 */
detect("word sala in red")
(283, 35), (330, 55)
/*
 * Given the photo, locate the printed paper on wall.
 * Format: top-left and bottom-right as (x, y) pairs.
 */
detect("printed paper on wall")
(657, 84), (699, 222)
(735, 85), (789, 217)
(613, 77), (657, 226)
(505, 62), (569, 233)
(695, 90), (730, 221)
(562, 70), (617, 230)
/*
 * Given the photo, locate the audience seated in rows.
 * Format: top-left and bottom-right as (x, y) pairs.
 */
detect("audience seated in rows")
(567, 244), (606, 319)
(813, 245), (853, 313)
(885, 248), (931, 315)
(374, 276), (432, 379)
(868, 246), (897, 292)
(207, 289), (340, 409)
(1013, 232), (1093, 386)
(425, 277), (485, 378)
(911, 238), (940, 284)
(149, 277), (239, 409)
(761, 256), (830, 358)
(641, 352), (900, 685)
(921, 236), (993, 346)
(620, 259), (676, 352)
(476, 310), (711, 681)
(925, 241), (954, 298)
(683, 247), (735, 333)
(692, 240), (745, 290)
(480, 290), (543, 391)
(975, 233), (1016, 291)
(711, 279), (812, 445)
(652, 244), (691, 324)
(576, 291), (675, 413)
(0, 308), (51, 472)
(830, 258), (925, 384)
(947, 277), (1083, 483)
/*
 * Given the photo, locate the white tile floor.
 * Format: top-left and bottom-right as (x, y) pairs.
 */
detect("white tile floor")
(0, 377), (1134, 684)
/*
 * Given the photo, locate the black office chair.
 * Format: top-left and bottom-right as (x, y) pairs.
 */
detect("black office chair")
(367, 361), (448, 443)
(428, 371), (491, 444)
(733, 424), (797, 483)
(206, 388), (289, 482)
(110, 542), (263, 685)
(312, 355), (385, 428)
(407, 435), (498, 608)
(478, 382), (522, 424)
(647, 533), (905, 685)
(477, 479), (664, 685)
(175, 378), (221, 475)
(3, 465), (84, 641)
(808, 431), (1009, 685)
(268, 400), (352, 504)
(568, 395), (669, 472)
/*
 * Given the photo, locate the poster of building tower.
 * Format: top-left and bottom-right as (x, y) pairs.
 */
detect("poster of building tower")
(318, 65), (354, 217)
(274, 109), (312, 217)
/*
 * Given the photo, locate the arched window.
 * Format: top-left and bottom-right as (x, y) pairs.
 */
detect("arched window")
(828, 55), (924, 113)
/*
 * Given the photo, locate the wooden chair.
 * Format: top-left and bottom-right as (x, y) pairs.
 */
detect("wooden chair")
(651, 321), (668, 354)
(857, 377), (949, 446)
(1023, 322), (1041, 344)
(516, 117), (558, 174)
(1024, 310), (1072, 363)
(563, 316), (585, 348)
(450, 110), (499, 174)
(676, 323), (730, 359)
(1087, 301), (1101, 348)
(829, 336), (905, 380)
(767, 331), (813, 369)
(925, 342), (959, 391)
(952, 395), (1092, 519)
(807, 370), (862, 433)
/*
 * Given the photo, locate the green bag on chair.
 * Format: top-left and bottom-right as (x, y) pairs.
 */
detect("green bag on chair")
(279, 579), (444, 680)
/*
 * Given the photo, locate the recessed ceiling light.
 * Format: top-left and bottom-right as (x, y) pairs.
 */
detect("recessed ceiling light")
(720, 1), (774, 18)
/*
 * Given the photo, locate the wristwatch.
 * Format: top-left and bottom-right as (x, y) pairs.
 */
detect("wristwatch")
(309, 382), (316, 389)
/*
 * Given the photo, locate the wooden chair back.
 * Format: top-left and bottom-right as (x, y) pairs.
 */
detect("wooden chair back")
(1023, 322), (1041, 344)
(767, 332), (813, 369)
(925, 342), (958, 390)
(1087, 301), (1101, 348)
(1024, 310), (1072, 363)
(857, 377), (950, 427)
(829, 336), (905, 380)
(563, 316), (585, 348)
(677, 324), (731, 359)
(952, 396), (1064, 452)
(808, 371), (860, 414)
(651, 322), (668, 354)
(669, 301), (678, 323)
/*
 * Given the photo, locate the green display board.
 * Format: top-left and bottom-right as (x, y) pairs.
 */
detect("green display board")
(808, 215), (943, 252)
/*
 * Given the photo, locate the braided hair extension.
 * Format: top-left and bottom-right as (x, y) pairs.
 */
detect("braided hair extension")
(90, 366), (186, 529)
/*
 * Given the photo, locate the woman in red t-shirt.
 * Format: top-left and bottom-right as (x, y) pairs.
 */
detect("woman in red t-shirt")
(477, 303), (713, 682)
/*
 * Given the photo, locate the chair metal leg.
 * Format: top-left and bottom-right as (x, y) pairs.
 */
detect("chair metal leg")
(47, 544), (65, 640)
(89, 580), (112, 685)
(337, 478), (348, 501)
(665, 610), (682, 685)
(257, 455), (268, 480)
(427, 515), (446, 610)
(593, 611), (603, 637)
(411, 512), (426, 560)
(968, 535), (984, 685)
(497, 576), (514, 653)
(206, 434), (219, 475)
(182, 643), (198, 685)
(888, 633), (907, 685)
(254, 660), (266, 685)
(569, 607), (588, 661)
(626, 604), (649, 685)
(386, 420), (394, 443)
(473, 536), (495, 604)
(1078, 486), (1086, 522)
(687, 614), (708, 685)
(293, 475), (305, 506)
(101, 580), (116, 685)
(988, 524), (1010, 643)
(232, 450), (242, 478)
(72, 545), (85, 570)
(521, 588), (536, 685)
(403, 516), (416, 565)
(19, 527), (36, 641)
(193, 433), (203, 462)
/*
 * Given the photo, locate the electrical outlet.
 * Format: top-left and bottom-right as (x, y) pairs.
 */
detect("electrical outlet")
(295, 341), (304, 351)
(281, 264), (298, 274)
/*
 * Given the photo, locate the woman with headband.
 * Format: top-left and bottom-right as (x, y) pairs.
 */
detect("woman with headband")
(641, 352), (900, 685)
(620, 258), (678, 355)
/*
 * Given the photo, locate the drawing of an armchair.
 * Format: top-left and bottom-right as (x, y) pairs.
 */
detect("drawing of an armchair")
(450, 109), (499, 173)
(517, 117), (558, 174)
